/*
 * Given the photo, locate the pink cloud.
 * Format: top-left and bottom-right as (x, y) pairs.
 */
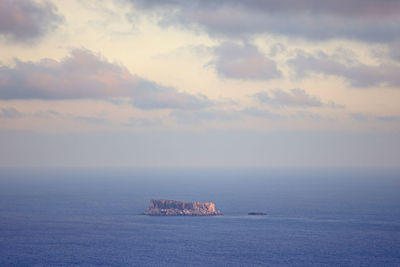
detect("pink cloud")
(0, 49), (213, 110)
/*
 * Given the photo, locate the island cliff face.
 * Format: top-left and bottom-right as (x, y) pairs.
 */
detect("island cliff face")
(144, 199), (223, 216)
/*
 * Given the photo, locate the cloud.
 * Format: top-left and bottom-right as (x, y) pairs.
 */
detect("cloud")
(0, 48), (213, 110)
(288, 51), (400, 87)
(326, 101), (345, 109)
(389, 42), (400, 62)
(171, 107), (287, 124)
(253, 88), (342, 108)
(124, 0), (400, 42)
(375, 115), (400, 122)
(294, 110), (325, 121)
(0, 0), (63, 43)
(131, 87), (213, 110)
(350, 113), (400, 123)
(75, 116), (111, 125)
(0, 107), (25, 118)
(33, 109), (62, 119)
(122, 117), (163, 127)
(170, 109), (238, 124)
(350, 112), (369, 121)
(0, 106), (114, 126)
(240, 107), (283, 120)
(211, 42), (281, 80)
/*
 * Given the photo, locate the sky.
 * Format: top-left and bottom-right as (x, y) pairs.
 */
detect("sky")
(0, 0), (399, 168)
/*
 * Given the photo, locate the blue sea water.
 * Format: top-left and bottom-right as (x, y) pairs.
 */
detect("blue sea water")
(0, 167), (399, 266)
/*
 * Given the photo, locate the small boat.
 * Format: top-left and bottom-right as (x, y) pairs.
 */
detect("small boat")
(248, 212), (267, 215)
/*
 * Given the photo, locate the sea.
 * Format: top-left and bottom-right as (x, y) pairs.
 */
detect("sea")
(0, 167), (399, 266)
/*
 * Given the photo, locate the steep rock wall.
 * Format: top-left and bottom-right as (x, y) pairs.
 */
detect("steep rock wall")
(144, 199), (223, 216)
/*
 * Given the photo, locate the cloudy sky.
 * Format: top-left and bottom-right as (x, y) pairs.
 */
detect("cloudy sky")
(0, 0), (399, 167)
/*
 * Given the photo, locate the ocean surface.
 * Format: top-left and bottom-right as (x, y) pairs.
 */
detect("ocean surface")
(0, 167), (399, 266)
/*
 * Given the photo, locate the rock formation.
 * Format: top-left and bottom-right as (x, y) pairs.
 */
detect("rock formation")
(144, 199), (223, 216)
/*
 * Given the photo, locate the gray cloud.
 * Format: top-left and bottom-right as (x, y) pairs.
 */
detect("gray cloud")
(0, 48), (213, 110)
(350, 112), (369, 122)
(129, 0), (400, 18)
(170, 109), (239, 124)
(389, 42), (400, 62)
(288, 51), (400, 87)
(122, 117), (163, 127)
(75, 116), (111, 125)
(171, 107), (285, 124)
(294, 110), (325, 121)
(131, 87), (213, 110)
(253, 88), (342, 108)
(0, 106), (114, 126)
(33, 109), (62, 119)
(0, 107), (25, 118)
(211, 42), (281, 80)
(124, 0), (400, 42)
(0, 0), (63, 43)
(350, 113), (400, 123)
(375, 115), (400, 122)
(240, 107), (283, 120)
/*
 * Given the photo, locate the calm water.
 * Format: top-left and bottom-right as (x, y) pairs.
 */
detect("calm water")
(0, 167), (399, 266)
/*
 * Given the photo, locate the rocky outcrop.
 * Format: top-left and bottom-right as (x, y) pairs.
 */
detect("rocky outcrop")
(144, 199), (223, 216)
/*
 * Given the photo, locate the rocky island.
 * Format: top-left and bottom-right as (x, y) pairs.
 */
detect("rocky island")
(144, 199), (223, 216)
